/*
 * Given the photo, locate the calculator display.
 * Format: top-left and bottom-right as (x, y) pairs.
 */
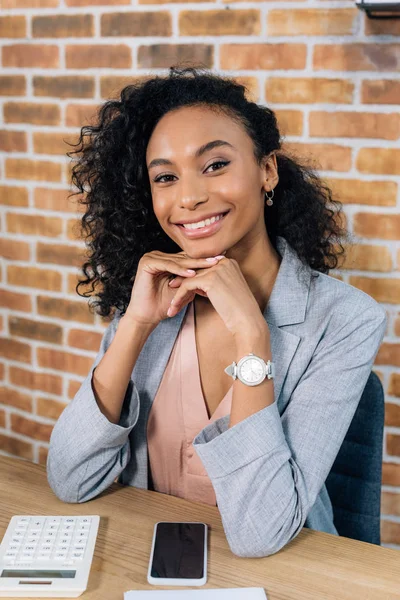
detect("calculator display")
(1, 570), (76, 578)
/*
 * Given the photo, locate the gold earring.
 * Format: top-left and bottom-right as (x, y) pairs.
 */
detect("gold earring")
(265, 189), (274, 207)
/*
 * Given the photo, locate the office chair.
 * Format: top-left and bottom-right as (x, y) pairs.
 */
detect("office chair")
(325, 370), (384, 545)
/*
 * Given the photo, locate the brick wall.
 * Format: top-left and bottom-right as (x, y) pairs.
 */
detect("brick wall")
(0, 0), (399, 548)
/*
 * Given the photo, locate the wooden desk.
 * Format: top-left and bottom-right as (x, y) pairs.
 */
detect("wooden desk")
(0, 455), (399, 600)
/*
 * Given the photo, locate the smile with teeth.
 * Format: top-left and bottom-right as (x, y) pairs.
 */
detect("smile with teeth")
(180, 213), (226, 230)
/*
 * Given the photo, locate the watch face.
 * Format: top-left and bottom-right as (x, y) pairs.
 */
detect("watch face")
(239, 357), (265, 384)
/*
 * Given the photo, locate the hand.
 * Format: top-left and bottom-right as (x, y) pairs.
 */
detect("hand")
(167, 257), (267, 338)
(124, 251), (224, 329)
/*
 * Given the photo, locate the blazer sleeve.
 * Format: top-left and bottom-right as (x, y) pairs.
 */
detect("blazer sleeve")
(47, 312), (141, 503)
(192, 300), (387, 558)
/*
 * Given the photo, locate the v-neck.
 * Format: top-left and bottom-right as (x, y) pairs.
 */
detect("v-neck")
(179, 301), (232, 444)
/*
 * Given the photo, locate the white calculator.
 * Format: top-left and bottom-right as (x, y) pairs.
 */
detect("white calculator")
(0, 515), (100, 598)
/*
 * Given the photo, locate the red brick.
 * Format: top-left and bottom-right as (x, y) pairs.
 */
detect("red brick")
(2, 44), (59, 69)
(38, 446), (48, 466)
(266, 77), (354, 104)
(7, 266), (62, 291)
(356, 148), (400, 176)
(282, 142), (352, 172)
(34, 187), (84, 213)
(349, 276), (400, 304)
(68, 328), (102, 351)
(381, 520), (400, 545)
(66, 0), (129, 4)
(0, 238), (30, 261)
(221, 44), (306, 70)
(0, 76), (26, 96)
(341, 243), (392, 272)
(138, 44), (213, 69)
(383, 462), (400, 486)
(0, 185), (28, 207)
(11, 414), (53, 443)
(365, 16), (400, 36)
(37, 242), (85, 268)
(0, 337), (31, 363)
(6, 158), (62, 182)
(387, 434), (400, 457)
(381, 491), (400, 516)
(37, 397), (67, 420)
(1, 0), (59, 6)
(0, 16), (26, 38)
(362, 80), (400, 105)
(7, 213), (63, 237)
(4, 102), (60, 126)
(33, 76), (95, 99)
(66, 45), (131, 69)
(353, 213), (400, 241)
(267, 9), (356, 36)
(9, 366), (62, 395)
(0, 130), (27, 153)
(32, 14), (94, 38)
(385, 403), (400, 427)
(33, 131), (79, 156)
(9, 316), (62, 344)
(37, 296), (95, 324)
(274, 110), (303, 136)
(179, 10), (259, 35)
(65, 103), (100, 127)
(0, 386), (32, 412)
(37, 347), (93, 377)
(0, 433), (32, 461)
(101, 11), (171, 36)
(0, 290), (31, 312)
(325, 178), (397, 206)
(68, 379), (82, 399)
(314, 44), (400, 72)
(310, 112), (400, 141)
(376, 343), (400, 367)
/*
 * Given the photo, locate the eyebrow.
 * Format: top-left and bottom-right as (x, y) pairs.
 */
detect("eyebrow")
(147, 139), (235, 170)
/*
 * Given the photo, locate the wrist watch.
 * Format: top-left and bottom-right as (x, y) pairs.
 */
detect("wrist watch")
(224, 353), (275, 387)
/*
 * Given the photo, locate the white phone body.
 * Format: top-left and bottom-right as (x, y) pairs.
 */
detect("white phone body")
(147, 522), (207, 586)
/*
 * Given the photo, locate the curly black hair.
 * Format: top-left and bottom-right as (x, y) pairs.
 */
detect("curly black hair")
(67, 65), (348, 319)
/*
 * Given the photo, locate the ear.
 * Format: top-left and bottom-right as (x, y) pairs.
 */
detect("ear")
(263, 152), (279, 189)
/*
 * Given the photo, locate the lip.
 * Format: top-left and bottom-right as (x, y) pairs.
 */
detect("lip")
(175, 211), (229, 239)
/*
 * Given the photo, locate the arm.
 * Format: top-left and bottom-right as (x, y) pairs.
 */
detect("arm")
(47, 312), (154, 503)
(192, 302), (387, 558)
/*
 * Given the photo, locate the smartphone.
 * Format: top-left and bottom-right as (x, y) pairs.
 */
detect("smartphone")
(147, 521), (208, 586)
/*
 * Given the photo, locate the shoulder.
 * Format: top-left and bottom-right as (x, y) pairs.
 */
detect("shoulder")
(309, 269), (387, 328)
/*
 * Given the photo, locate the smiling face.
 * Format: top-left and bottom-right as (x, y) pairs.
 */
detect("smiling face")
(146, 104), (278, 259)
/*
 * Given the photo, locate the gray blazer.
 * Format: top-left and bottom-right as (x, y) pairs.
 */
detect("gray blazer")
(47, 236), (387, 558)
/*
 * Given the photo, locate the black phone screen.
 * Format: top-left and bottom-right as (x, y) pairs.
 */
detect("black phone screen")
(150, 522), (205, 579)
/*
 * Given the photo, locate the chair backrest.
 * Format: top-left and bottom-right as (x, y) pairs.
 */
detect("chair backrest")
(325, 371), (384, 545)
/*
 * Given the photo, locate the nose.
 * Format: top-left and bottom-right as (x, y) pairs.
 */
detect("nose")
(178, 178), (208, 210)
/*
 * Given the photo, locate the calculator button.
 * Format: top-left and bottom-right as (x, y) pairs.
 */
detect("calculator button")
(55, 552), (68, 560)
(4, 551), (17, 559)
(19, 554), (34, 562)
(16, 517), (30, 524)
(37, 552), (51, 560)
(70, 552), (83, 560)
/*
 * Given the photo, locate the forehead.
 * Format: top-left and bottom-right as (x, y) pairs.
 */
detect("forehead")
(146, 105), (249, 159)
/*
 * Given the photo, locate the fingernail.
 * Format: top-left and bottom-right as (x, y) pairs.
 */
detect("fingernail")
(167, 307), (173, 317)
(186, 269), (196, 274)
(206, 257), (218, 262)
(214, 255), (225, 259)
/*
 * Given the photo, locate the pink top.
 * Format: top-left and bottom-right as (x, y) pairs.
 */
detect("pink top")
(146, 301), (233, 506)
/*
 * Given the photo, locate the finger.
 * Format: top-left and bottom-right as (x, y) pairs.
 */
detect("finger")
(168, 276), (183, 288)
(167, 290), (198, 317)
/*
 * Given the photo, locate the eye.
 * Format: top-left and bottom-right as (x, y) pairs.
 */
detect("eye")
(153, 160), (230, 183)
(206, 160), (230, 172)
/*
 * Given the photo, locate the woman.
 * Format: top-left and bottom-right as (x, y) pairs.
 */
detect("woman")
(47, 66), (386, 558)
